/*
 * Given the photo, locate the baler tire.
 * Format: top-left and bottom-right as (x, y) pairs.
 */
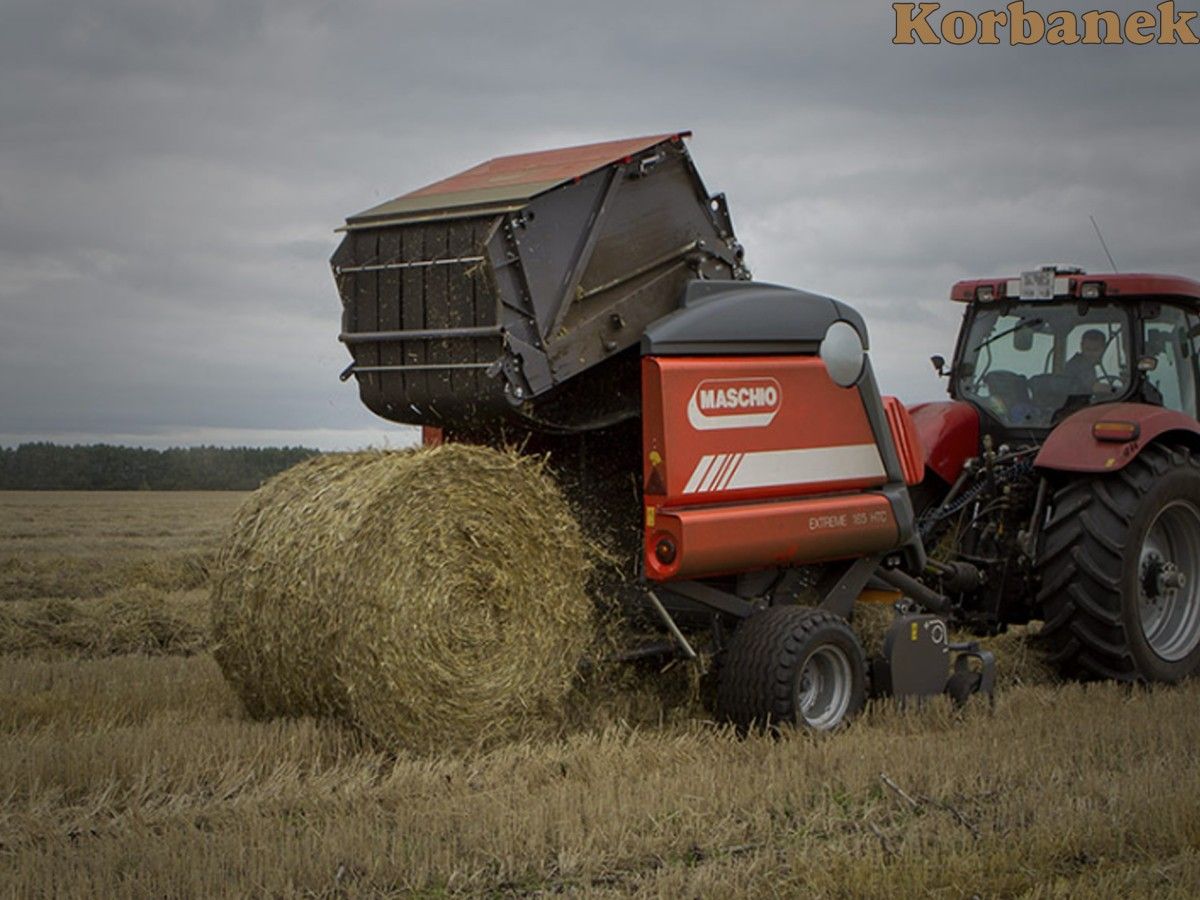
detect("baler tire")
(1037, 443), (1200, 683)
(715, 606), (866, 732)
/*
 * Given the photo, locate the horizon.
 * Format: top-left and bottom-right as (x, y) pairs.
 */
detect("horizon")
(0, 427), (420, 453)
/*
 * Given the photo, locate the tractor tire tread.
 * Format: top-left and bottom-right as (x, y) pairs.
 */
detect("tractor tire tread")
(1037, 443), (1200, 682)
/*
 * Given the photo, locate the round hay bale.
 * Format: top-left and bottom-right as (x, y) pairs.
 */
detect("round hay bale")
(211, 445), (594, 753)
(211, 452), (373, 719)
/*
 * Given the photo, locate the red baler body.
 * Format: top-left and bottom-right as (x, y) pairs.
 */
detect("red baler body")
(642, 355), (901, 581)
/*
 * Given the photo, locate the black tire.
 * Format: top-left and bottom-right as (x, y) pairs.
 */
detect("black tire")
(1037, 443), (1200, 683)
(715, 606), (866, 731)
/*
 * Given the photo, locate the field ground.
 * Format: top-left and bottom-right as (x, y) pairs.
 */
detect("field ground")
(2, 492), (1200, 897)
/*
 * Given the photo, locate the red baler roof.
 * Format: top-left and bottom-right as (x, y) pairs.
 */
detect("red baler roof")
(347, 132), (690, 226)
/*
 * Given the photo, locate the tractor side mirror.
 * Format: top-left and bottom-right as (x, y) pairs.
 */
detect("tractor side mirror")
(930, 354), (948, 377)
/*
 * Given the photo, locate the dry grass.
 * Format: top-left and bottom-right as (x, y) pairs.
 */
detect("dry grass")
(2, 491), (1199, 897)
(0, 490), (243, 558)
(0, 490), (235, 603)
(3, 653), (1200, 897)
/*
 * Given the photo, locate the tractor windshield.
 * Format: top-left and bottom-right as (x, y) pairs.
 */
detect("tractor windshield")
(956, 301), (1132, 429)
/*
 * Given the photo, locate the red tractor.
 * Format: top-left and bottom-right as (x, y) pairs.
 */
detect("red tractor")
(911, 267), (1200, 683)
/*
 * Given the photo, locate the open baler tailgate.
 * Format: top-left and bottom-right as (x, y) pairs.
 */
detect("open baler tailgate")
(332, 132), (747, 434)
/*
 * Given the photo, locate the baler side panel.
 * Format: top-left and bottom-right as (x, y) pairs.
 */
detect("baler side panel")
(642, 354), (902, 582)
(569, 152), (728, 327)
(539, 146), (738, 380)
(644, 356), (887, 506)
(508, 169), (610, 340)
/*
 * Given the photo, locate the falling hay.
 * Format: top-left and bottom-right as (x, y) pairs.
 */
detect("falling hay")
(210, 445), (594, 754)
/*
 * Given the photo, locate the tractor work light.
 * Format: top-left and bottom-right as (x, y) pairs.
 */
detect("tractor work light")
(1093, 420), (1141, 442)
(1080, 282), (1106, 299)
(975, 285), (995, 302)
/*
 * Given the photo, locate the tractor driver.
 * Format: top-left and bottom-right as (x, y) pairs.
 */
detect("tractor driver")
(1063, 329), (1117, 396)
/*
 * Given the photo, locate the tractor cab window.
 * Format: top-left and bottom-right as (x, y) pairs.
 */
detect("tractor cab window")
(956, 301), (1131, 429)
(1142, 305), (1197, 417)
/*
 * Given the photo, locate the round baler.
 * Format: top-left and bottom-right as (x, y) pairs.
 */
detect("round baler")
(326, 132), (994, 733)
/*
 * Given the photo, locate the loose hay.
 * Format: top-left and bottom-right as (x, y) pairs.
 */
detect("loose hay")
(210, 445), (594, 754)
(0, 586), (206, 657)
(0, 552), (211, 602)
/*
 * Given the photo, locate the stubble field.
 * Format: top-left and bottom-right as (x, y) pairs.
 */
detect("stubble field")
(2, 490), (1200, 898)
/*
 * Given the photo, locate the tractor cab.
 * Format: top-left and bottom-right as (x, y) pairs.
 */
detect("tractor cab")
(947, 268), (1200, 440)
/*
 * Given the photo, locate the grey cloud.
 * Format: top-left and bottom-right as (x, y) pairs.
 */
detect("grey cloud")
(2, 0), (1199, 446)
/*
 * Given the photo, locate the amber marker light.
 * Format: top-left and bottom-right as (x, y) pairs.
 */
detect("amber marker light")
(1092, 421), (1140, 442)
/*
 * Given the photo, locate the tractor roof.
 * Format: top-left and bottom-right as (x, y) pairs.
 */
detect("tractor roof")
(345, 132), (691, 227)
(951, 269), (1200, 304)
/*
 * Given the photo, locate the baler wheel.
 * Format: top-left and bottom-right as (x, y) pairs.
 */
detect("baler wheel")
(715, 606), (866, 732)
(1037, 443), (1200, 682)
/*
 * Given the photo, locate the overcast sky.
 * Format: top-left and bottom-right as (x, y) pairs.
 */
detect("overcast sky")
(2, 0), (1198, 449)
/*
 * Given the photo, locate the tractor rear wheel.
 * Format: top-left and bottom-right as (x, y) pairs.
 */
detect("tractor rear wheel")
(1037, 443), (1200, 682)
(715, 606), (866, 731)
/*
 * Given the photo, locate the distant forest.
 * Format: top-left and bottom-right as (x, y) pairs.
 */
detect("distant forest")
(0, 443), (321, 490)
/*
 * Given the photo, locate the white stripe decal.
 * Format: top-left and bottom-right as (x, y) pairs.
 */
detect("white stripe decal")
(682, 454), (713, 494)
(693, 454), (721, 494)
(725, 444), (885, 491)
(717, 452), (745, 491)
(681, 444), (884, 494)
(700, 453), (730, 493)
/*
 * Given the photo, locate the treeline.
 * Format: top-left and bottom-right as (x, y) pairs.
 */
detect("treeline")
(0, 443), (321, 490)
